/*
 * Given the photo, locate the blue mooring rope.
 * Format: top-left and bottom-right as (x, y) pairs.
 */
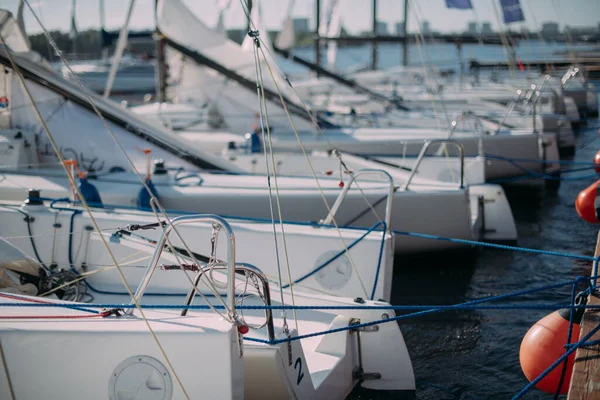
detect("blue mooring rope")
(9, 196), (600, 397)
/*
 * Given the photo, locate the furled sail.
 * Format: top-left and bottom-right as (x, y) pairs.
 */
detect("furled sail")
(319, 0), (342, 70)
(214, 0), (231, 38)
(276, 0), (297, 50)
(0, 9), (31, 54)
(156, 0), (315, 134)
(0, 45), (242, 174)
(15, 0), (31, 49)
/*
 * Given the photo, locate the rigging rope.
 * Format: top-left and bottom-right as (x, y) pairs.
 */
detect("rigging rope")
(411, 0), (451, 129)
(20, 0), (232, 326)
(250, 30), (298, 330)
(237, 0), (371, 299)
(5, 6), (195, 396)
(0, 339), (15, 400)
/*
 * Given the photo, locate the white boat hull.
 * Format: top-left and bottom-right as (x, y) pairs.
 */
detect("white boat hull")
(0, 171), (478, 254)
(0, 200), (395, 301)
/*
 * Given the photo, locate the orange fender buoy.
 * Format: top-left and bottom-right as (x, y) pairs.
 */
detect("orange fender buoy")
(519, 309), (582, 394)
(575, 180), (600, 223)
(594, 150), (600, 174)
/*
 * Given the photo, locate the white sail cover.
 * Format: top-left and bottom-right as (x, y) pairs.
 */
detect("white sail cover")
(15, 1), (31, 49)
(241, 0), (274, 54)
(0, 9), (50, 68)
(275, 16), (296, 50)
(214, 0), (231, 38)
(157, 0), (314, 134)
(276, 0), (297, 50)
(319, 0), (341, 70)
(0, 46), (243, 174)
(0, 9), (31, 54)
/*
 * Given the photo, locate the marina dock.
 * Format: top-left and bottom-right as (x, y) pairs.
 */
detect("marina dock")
(568, 232), (600, 399)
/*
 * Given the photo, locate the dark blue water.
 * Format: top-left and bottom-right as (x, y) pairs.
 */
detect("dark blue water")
(299, 43), (600, 400)
(114, 40), (600, 398)
(346, 109), (600, 400)
(289, 40), (598, 75)
(392, 114), (599, 400)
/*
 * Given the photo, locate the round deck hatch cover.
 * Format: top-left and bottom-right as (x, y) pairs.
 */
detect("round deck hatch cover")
(314, 250), (353, 291)
(109, 355), (172, 400)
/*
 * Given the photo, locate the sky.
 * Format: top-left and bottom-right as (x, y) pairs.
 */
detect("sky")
(4, 0), (600, 36)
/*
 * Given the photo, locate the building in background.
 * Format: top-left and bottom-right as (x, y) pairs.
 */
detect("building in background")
(293, 18), (309, 34)
(227, 29), (246, 43)
(541, 22), (560, 39)
(467, 21), (478, 35)
(422, 20), (431, 34)
(395, 22), (405, 35)
(376, 21), (388, 34)
(481, 22), (493, 35)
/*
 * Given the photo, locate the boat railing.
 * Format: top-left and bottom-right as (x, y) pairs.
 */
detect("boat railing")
(181, 262), (275, 342)
(494, 75), (550, 134)
(320, 169), (394, 231)
(561, 66), (581, 88)
(446, 110), (484, 156)
(128, 214), (240, 324)
(406, 139), (465, 190)
(522, 75), (552, 116)
(495, 89), (524, 130)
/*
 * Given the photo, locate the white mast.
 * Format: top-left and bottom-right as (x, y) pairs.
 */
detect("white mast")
(103, 0), (136, 98)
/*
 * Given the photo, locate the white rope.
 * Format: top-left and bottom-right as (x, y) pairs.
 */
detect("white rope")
(490, 0), (516, 76)
(551, 0), (575, 66)
(40, 256), (153, 298)
(238, 0), (370, 299)
(408, 1), (459, 183)
(411, 0), (450, 129)
(21, 0), (232, 321)
(250, 31), (298, 330)
(256, 46), (371, 299)
(0, 340), (15, 400)
(2, 15), (193, 398)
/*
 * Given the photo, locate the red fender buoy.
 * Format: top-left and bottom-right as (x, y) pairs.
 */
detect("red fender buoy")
(575, 180), (600, 223)
(519, 309), (582, 394)
(594, 150), (600, 174)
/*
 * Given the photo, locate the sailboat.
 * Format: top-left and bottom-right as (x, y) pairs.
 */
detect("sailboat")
(0, 11), (519, 254)
(48, 0), (156, 96)
(0, 8), (416, 398)
(0, 213), (416, 399)
(130, 0), (561, 184)
(0, 190), (396, 302)
(255, 0), (579, 154)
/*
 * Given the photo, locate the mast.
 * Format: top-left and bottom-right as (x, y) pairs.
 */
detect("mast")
(16, 0), (31, 49)
(161, 37), (337, 128)
(70, 0), (78, 55)
(154, 36), (166, 103)
(246, 0), (253, 32)
(104, 0), (136, 98)
(315, 0), (321, 71)
(371, 0), (377, 70)
(99, 0), (106, 31)
(99, 0), (110, 60)
(0, 48), (230, 171)
(154, 0), (166, 103)
(274, 46), (407, 109)
(402, 0), (409, 66)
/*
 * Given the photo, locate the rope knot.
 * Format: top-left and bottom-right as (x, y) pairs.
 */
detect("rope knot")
(248, 30), (261, 47)
(101, 308), (125, 317)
